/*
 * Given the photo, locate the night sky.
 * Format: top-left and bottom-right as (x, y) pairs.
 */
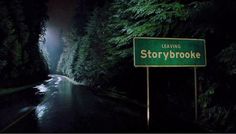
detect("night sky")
(47, 0), (76, 32)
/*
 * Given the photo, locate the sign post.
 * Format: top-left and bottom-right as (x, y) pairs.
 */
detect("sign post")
(194, 67), (198, 121)
(146, 67), (150, 128)
(133, 37), (206, 126)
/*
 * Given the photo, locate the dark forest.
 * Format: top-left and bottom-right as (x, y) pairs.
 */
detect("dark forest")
(1, 0), (236, 133)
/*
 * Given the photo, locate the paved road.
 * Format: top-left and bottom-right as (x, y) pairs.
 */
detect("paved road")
(0, 75), (146, 133)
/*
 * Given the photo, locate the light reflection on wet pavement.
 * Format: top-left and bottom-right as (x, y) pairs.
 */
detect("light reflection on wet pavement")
(0, 75), (146, 132)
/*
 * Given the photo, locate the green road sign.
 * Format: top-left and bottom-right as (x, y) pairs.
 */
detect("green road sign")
(133, 37), (206, 67)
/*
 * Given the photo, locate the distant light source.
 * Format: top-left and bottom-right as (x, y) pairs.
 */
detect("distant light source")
(45, 25), (58, 48)
(40, 23), (64, 73)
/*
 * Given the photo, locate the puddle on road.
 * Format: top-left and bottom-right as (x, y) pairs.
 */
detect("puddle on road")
(55, 77), (62, 85)
(36, 104), (48, 120)
(45, 78), (53, 82)
(34, 84), (48, 93)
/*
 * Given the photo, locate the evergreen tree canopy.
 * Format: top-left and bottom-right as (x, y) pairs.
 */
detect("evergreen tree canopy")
(57, 0), (236, 132)
(0, 0), (49, 87)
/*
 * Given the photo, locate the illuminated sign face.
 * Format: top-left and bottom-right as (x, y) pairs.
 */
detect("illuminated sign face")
(133, 37), (206, 67)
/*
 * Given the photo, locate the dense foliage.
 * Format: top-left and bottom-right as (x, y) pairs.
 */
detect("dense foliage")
(0, 0), (49, 87)
(57, 0), (236, 132)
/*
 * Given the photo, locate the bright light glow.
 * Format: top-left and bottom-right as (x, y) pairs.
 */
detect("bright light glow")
(42, 24), (64, 73)
(45, 25), (58, 47)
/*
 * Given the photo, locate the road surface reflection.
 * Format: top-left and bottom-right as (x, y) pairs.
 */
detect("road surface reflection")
(0, 75), (146, 133)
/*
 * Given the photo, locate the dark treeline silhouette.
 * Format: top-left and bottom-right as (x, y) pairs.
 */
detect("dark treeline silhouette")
(0, 0), (49, 87)
(57, 0), (236, 132)
(1, 0), (236, 132)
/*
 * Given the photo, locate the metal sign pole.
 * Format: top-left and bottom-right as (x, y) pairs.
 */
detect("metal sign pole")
(146, 67), (150, 129)
(194, 67), (198, 121)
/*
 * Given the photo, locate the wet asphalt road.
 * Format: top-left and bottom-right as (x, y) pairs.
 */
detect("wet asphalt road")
(0, 75), (146, 133)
